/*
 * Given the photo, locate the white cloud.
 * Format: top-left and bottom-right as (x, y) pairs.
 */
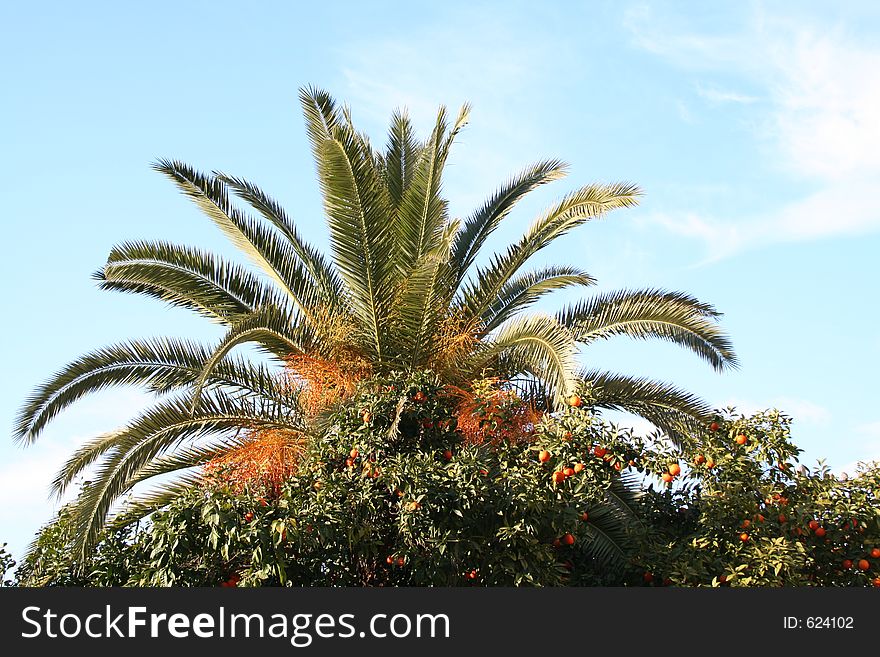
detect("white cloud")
(626, 6), (880, 257)
(696, 84), (758, 105)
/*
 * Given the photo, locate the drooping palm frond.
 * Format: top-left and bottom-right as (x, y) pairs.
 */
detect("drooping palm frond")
(557, 288), (737, 371)
(96, 240), (285, 323)
(580, 368), (711, 446)
(69, 390), (301, 558)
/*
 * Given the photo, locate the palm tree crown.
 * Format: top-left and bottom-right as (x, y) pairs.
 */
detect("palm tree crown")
(15, 86), (736, 555)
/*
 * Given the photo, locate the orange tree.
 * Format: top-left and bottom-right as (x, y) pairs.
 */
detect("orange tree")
(634, 410), (880, 587)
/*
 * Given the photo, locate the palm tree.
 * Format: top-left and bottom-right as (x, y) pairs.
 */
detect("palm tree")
(15, 87), (736, 556)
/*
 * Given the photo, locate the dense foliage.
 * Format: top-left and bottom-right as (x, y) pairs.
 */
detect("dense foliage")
(12, 372), (880, 587)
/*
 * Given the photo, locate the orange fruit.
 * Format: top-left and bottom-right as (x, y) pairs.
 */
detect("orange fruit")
(858, 559), (870, 571)
(412, 391), (427, 402)
(573, 463), (585, 473)
(871, 548), (880, 559)
(661, 473), (673, 483)
(643, 572), (654, 583)
(350, 448), (359, 459)
(668, 463), (681, 476)
(843, 559), (853, 569)
(563, 467), (575, 477)
(741, 519), (751, 529)
(735, 434), (748, 445)
(593, 446), (607, 458)
(694, 455), (706, 465)
(386, 556), (394, 565)
(443, 450), (453, 460)
(706, 460), (716, 469)
(814, 527), (826, 538)
(755, 514), (765, 523)
(740, 532), (750, 542)
(538, 450), (551, 463)
(552, 471), (566, 484)
(567, 394), (583, 407)
(709, 422), (720, 432)
(581, 512), (589, 522)
(778, 514), (787, 523)
(562, 533), (575, 546)
(362, 412), (373, 424)
(808, 520), (819, 531)
(873, 577), (880, 588)
(244, 512), (254, 522)
(466, 570), (478, 580)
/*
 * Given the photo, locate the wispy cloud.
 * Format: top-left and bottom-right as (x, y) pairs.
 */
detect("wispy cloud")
(625, 4), (880, 258)
(696, 84), (758, 105)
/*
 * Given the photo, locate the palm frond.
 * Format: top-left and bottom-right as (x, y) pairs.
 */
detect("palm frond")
(457, 182), (641, 329)
(317, 119), (394, 362)
(384, 108), (423, 213)
(558, 288), (737, 371)
(218, 173), (344, 305)
(581, 368), (712, 446)
(152, 159), (324, 321)
(463, 314), (579, 401)
(451, 159), (568, 281)
(96, 240), (286, 322)
(479, 266), (596, 333)
(69, 390), (299, 557)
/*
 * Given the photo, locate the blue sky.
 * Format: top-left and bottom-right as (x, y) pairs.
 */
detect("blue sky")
(2, 0), (879, 560)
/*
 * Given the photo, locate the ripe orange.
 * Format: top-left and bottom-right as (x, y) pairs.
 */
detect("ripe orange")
(871, 548), (880, 559)
(563, 467), (575, 477)
(552, 471), (567, 484)
(443, 450), (453, 460)
(244, 512), (254, 522)
(706, 460), (716, 469)
(258, 497), (268, 507)
(741, 519), (751, 529)
(386, 556), (394, 565)
(843, 559), (853, 569)
(694, 455), (706, 465)
(814, 527), (826, 538)
(466, 570), (478, 580)
(567, 394), (583, 407)
(739, 532), (750, 542)
(538, 450), (551, 463)
(778, 514), (787, 523)
(581, 512), (589, 522)
(350, 447), (359, 459)
(396, 557), (406, 566)
(755, 514), (765, 523)
(661, 473), (673, 483)
(718, 575), (727, 584)
(412, 391), (427, 402)
(808, 520), (819, 531)
(562, 533), (575, 546)
(735, 434), (748, 445)
(573, 463), (585, 473)
(345, 458), (354, 467)
(668, 463), (681, 476)
(362, 412), (373, 424)
(593, 446), (607, 458)
(858, 559), (870, 571)
(643, 572), (654, 583)
(709, 422), (720, 432)
(407, 501), (421, 511)
(874, 577), (880, 588)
